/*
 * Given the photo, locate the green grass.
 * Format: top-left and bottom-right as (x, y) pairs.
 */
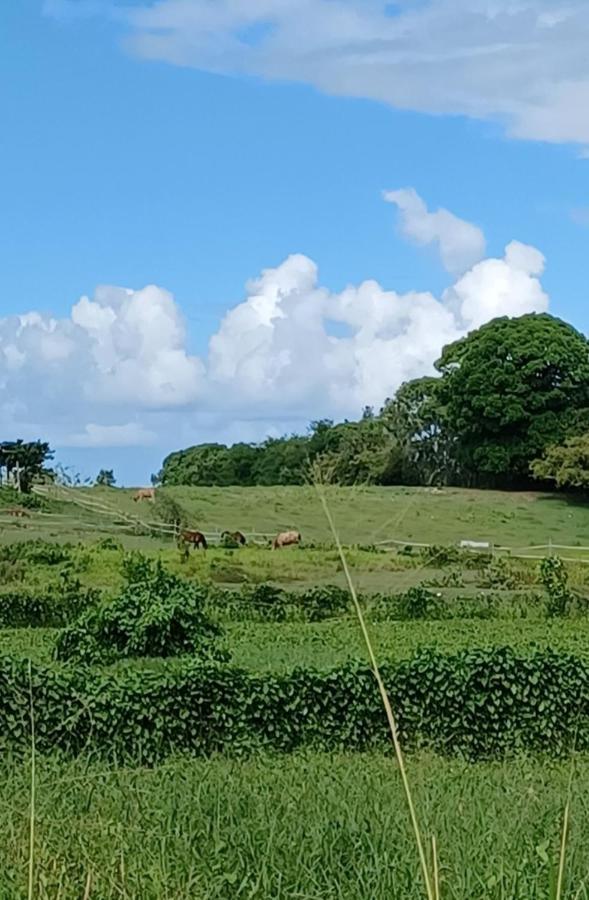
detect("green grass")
(2, 751), (589, 899)
(3, 483), (589, 552)
(6, 618), (589, 672)
(2, 484), (589, 895)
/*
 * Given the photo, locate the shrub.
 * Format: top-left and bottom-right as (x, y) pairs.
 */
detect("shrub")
(398, 586), (435, 619)
(0, 647), (587, 762)
(55, 555), (225, 664)
(298, 584), (350, 621)
(420, 545), (461, 567)
(0, 540), (73, 566)
(540, 557), (574, 618)
(0, 569), (98, 628)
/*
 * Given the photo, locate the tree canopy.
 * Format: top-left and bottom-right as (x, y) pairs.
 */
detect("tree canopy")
(531, 434), (589, 490)
(435, 314), (589, 485)
(157, 313), (589, 492)
(0, 440), (54, 493)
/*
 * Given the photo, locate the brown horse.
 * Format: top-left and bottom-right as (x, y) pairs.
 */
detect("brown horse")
(221, 530), (247, 546)
(133, 488), (155, 502)
(272, 530), (301, 550)
(181, 529), (208, 550)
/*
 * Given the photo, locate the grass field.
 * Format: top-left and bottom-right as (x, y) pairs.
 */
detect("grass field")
(4, 752), (589, 899)
(2, 484), (589, 897)
(2, 483), (589, 551)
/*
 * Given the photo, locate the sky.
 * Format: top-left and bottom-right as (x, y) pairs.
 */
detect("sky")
(1, 0), (588, 485)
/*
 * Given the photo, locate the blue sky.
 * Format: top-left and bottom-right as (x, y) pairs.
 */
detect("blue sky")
(1, 1), (588, 484)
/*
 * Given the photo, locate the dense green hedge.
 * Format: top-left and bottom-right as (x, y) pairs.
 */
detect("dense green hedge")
(2, 647), (587, 762)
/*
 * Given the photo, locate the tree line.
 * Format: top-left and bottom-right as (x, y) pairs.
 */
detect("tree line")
(158, 313), (589, 491)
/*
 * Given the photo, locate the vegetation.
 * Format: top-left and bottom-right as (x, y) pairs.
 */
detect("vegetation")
(1, 484), (589, 894)
(55, 555), (224, 664)
(532, 432), (589, 489)
(95, 468), (116, 487)
(4, 752), (589, 899)
(0, 439), (53, 492)
(158, 313), (589, 490)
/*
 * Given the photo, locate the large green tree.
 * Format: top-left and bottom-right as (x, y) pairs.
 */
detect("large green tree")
(435, 314), (589, 485)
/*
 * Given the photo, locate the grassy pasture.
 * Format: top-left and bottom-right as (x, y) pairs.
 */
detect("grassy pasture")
(3, 752), (589, 899)
(2, 483), (589, 551)
(1, 484), (589, 896)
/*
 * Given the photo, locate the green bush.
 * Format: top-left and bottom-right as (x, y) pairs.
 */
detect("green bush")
(298, 584), (350, 621)
(540, 557), (574, 618)
(54, 554), (225, 664)
(0, 568), (98, 628)
(0, 647), (588, 762)
(0, 540), (73, 566)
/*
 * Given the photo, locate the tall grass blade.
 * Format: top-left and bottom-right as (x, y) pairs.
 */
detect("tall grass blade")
(27, 660), (36, 900)
(314, 478), (436, 900)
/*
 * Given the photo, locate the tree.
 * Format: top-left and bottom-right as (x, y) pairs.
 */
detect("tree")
(531, 433), (589, 490)
(0, 440), (54, 493)
(95, 469), (116, 487)
(435, 314), (589, 486)
(380, 377), (452, 485)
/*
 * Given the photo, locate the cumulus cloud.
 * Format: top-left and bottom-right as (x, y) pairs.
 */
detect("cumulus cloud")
(46, 0), (589, 145)
(384, 188), (486, 273)
(0, 189), (550, 449)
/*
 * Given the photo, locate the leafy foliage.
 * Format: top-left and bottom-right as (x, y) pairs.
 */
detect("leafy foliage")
(531, 432), (589, 489)
(95, 469), (116, 487)
(0, 648), (588, 761)
(540, 556), (574, 618)
(55, 555), (225, 664)
(0, 439), (54, 493)
(436, 313), (589, 485)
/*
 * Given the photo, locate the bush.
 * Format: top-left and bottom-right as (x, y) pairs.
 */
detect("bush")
(540, 557), (574, 618)
(0, 568), (98, 628)
(297, 585), (350, 621)
(420, 545), (461, 567)
(55, 554), (225, 664)
(0, 647), (588, 762)
(0, 540), (73, 566)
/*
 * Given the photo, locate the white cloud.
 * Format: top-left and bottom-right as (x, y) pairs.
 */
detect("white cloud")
(0, 189), (550, 449)
(444, 240), (548, 329)
(64, 423), (157, 448)
(384, 187), (486, 273)
(46, 0), (589, 145)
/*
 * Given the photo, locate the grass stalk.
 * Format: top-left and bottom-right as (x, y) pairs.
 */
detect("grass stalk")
(314, 481), (436, 900)
(556, 800), (570, 900)
(27, 659), (36, 900)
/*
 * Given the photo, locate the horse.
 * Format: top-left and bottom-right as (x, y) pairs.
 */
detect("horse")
(133, 488), (155, 502)
(180, 529), (208, 550)
(272, 530), (301, 550)
(221, 530), (247, 546)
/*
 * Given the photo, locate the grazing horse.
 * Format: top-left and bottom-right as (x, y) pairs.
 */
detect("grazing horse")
(221, 530), (247, 546)
(4, 507), (30, 518)
(272, 530), (301, 550)
(133, 488), (155, 502)
(181, 529), (208, 550)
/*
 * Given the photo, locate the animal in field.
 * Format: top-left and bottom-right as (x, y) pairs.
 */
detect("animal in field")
(4, 507), (30, 518)
(221, 530), (246, 546)
(272, 530), (301, 550)
(180, 529), (208, 550)
(133, 488), (155, 502)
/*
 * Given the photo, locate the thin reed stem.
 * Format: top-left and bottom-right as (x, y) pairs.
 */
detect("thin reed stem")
(432, 835), (440, 900)
(314, 481), (436, 900)
(27, 660), (36, 900)
(556, 800), (570, 900)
